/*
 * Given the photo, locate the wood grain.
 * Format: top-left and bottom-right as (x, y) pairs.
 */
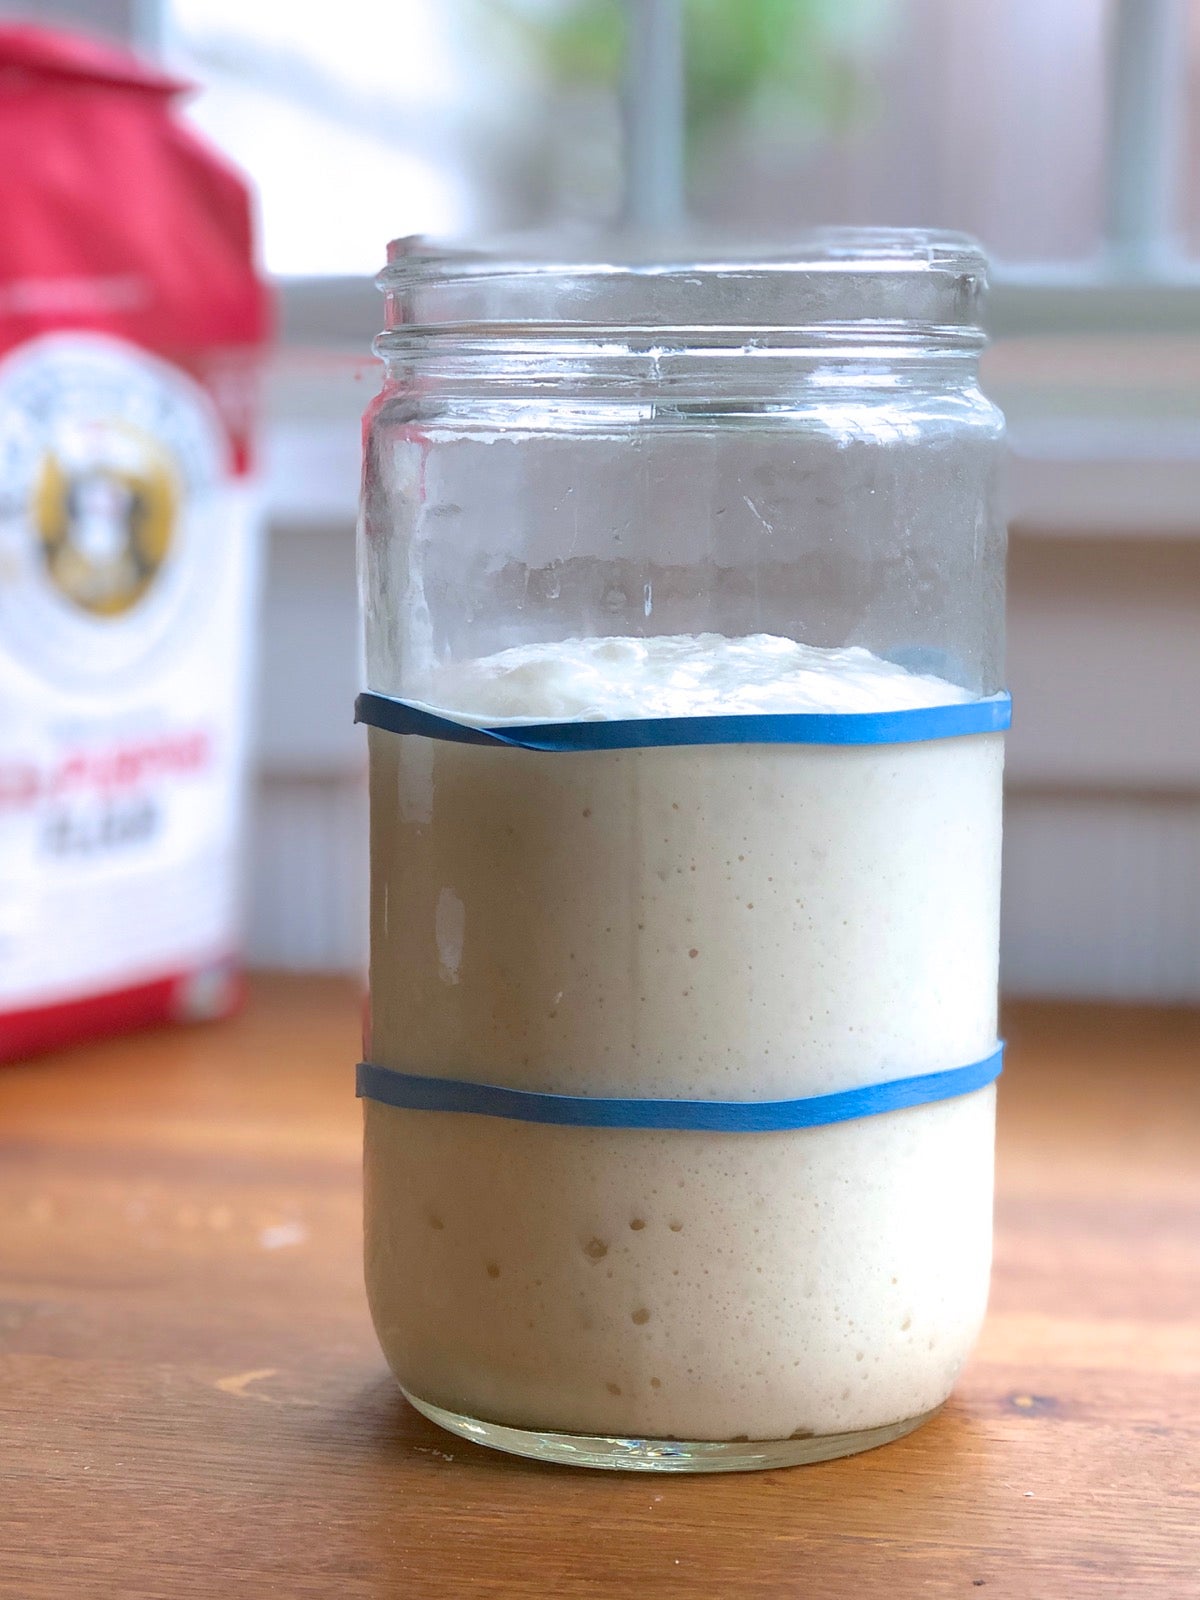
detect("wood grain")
(1, 979), (1197, 1600)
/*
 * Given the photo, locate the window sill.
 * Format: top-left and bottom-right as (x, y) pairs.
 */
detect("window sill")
(259, 341), (1200, 539)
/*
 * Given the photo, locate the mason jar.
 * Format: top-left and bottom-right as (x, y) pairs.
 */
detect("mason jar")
(357, 230), (1007, 1472)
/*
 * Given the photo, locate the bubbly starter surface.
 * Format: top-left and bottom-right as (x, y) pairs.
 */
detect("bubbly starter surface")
(364, 635), (1003, 1441)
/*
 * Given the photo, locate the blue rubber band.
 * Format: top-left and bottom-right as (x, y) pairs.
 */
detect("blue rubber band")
(356, 1046), (1003, 1132)
(355, 691), (1011, 751)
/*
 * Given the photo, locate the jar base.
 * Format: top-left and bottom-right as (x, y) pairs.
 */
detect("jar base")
(401, 1388), (941, 1474)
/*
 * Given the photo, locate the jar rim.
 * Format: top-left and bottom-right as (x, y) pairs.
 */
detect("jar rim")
(377, 228), (989, 340)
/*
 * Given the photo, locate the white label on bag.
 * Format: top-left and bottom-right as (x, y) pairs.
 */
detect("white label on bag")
(0, 332), (260, 1013)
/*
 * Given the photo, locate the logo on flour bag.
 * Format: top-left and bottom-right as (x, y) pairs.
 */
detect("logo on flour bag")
(0, 331), (227, 688)
(34, 413), (177, 617)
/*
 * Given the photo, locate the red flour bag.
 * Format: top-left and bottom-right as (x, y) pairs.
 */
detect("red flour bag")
(0, 26), (269, 1061)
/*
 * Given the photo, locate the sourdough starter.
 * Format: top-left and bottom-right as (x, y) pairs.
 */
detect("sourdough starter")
(364, 634), (1003, 1441)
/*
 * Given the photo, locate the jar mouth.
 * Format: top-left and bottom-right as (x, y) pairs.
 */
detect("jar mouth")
(376, 229), (989, 346)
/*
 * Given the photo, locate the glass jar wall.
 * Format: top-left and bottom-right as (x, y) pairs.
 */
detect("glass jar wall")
(359, 231), (1007, 1471)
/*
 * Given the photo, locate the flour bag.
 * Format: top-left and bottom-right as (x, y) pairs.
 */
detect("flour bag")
(0, 26), (269, 1060)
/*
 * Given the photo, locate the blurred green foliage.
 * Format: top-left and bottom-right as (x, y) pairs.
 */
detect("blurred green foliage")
(487, 0), (891, 149)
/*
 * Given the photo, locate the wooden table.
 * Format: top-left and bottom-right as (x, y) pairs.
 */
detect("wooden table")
(1, 978), (1197, 1599)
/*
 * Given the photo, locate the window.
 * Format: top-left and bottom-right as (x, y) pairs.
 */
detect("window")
(156, 0), (1200, 283)
(142, 0), (1200, 542)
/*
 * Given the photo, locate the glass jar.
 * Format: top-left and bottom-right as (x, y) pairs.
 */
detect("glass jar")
(358, 230), (1007, 1473)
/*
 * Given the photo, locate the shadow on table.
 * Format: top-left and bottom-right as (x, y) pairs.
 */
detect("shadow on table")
(290, 1379), (1015, 1596)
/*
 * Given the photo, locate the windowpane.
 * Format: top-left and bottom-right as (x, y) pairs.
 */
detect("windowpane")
(688, 0), (1110, 267)
(163, 0), (1133, 277)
